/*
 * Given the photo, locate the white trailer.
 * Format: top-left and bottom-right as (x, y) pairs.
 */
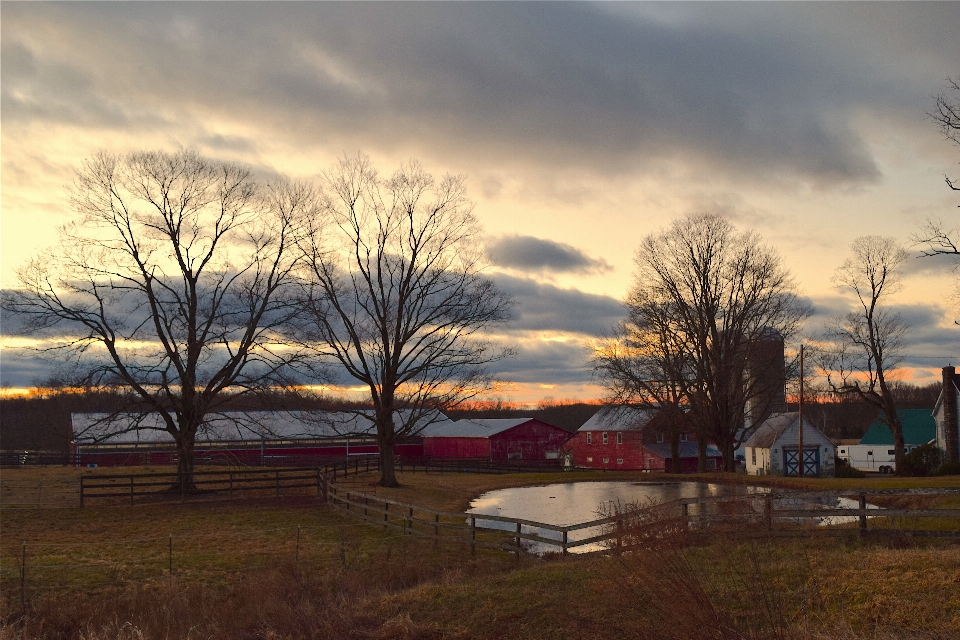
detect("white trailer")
(835, 443), (931, 473)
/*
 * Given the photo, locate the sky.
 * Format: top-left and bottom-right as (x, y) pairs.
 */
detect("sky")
(2, 2), (959, 403)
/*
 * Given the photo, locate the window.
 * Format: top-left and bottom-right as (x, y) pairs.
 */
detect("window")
(888, 449), (895, 456)
(679, 433), (688, 442)
(586, 432), (592, 444)
(839, 448), (846, 454)
(545, 451), (558, 460)
(586, 457), (593, 463)
(507, 452), (522, 460)
(602, 432), (608, 445)
(867, 451), (873, 456)
(751, 447), (756, 466)
(616, 432), (623, 445)
(617, 458), (624, 465)
(603, 457), (609, 464)
(706, 459), (717, 470)
(656, 432), (664, 443)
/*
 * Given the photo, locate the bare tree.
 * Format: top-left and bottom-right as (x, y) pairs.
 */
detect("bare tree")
(295, 154), (512, 487)
(818, 236), (909, 471)
(593, 298), (693, 473)
(610, 214), (808, 472)
(2, 150), (311, 490)
(928, 76), (960, 193)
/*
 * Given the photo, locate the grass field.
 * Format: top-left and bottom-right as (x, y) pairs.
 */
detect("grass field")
(2, 467), (959, 639)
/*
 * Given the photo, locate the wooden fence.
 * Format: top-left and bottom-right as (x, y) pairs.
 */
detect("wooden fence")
(326, 486), (960, 556)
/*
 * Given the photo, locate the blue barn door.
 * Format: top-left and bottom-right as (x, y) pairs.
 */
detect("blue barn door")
(783, 447), (820, 476)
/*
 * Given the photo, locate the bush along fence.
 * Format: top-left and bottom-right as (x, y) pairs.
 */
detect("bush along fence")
(326, 486), (960, 557)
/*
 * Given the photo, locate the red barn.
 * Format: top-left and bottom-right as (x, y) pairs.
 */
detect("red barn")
(567, 406), (723, 472)
(70, 410), (431, 467)
(420, 418), (570, 461)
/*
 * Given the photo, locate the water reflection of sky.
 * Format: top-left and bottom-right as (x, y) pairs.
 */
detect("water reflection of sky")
(466, 481), (768, 554)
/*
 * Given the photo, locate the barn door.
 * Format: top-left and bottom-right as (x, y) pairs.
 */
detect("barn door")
(783, 447), (820, 476)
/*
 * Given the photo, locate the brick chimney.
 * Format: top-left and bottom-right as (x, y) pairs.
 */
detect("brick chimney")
(944, 366), (958, 464)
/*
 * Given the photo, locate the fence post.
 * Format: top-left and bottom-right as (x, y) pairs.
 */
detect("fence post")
(408, 507), (414, 535)
(859, 493), (868, 536)
(764, 496), (773, 531)
(230, 472), (234, 499)
(20, 540), (26, 611)
(321, 475), (329, 504)
(470, 516), (477, 555)
(275, 470), (280, 498)
(562, 530), (568, 556)
(681, 502), (689, 526)
(515, 522), (521, 560)
(130, 476), (135, 506)
(168, 532), (173, 582)
(616, 516), (622, 554)
(79, 476), (85, 508)
(434, 513), (440, 542)
(384, 502), (389, 528)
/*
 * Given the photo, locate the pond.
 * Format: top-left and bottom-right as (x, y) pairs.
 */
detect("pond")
(466, 481), (881, 554)
(467, 481), (768, 554)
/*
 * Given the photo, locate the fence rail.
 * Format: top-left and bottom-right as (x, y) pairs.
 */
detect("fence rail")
(326, 487), (960, 556)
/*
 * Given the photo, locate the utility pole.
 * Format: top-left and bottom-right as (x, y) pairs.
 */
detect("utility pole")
(798, 344), (804, 478)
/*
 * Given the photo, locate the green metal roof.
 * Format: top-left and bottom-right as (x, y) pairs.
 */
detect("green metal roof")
(859, 409), (936, 446)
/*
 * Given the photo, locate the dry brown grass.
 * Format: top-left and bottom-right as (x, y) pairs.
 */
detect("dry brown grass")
(3, 468), (959, 639)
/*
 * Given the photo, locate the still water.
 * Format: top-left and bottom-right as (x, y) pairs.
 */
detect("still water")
(466, 481), (768, 554)
(466, 481), (879, 554)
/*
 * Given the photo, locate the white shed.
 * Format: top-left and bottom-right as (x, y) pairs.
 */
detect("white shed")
(744, 412), (835, 477)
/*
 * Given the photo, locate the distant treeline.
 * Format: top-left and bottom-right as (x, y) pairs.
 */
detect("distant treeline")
(0, 382), (943, 453)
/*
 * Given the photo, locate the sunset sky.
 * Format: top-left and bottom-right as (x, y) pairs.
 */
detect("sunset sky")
(2, 2), (959, 403)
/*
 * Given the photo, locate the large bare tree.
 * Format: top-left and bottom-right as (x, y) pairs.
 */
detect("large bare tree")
(914, 77), (960, 321)
(593, 297), (693, 473)
(818, 236), (909, 471)
(2, 150), (310, 490)
(295, 154), (512, 487)
(609, 213), (808, 471)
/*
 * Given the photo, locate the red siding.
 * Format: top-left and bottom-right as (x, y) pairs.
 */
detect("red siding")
(75, 441), (424, 467)
(489, 420), (570, 461)
(566, 430), (665, 471)
(422, 420), (570, 460)
(422, 437), (490, 458)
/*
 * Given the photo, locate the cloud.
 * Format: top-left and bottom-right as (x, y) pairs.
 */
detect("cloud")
(486, 338), (594, 385)
(5, 3), (957, 187)
(487, 235), (611, 275)
(492, 274), (624, 336)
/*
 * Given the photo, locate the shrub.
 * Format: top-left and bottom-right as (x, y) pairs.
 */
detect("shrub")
(900, 443), (944, 477)
(834, 457), (865, 478)
(933, 460), (960, 476)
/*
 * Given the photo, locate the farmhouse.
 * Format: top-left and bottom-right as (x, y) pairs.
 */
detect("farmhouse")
(836, 409), (937, 473)
(744, 412), (835, 477)
(70, 410), (442, 467)
(419, 418), (570, 461)
(566, 406), (722, 471)
(934, 365), (960, 463)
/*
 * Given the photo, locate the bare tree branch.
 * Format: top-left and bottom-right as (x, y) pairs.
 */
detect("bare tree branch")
(2, 150), (315, 490)
(292, 154), (513, 487)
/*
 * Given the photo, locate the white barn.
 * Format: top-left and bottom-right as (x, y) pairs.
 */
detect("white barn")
(744, 412), (835, 477)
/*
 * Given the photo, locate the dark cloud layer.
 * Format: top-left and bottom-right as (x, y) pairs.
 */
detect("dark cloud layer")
(4, 3), (958, 186)
(487, 235), (611, 274)
(492, 274), (624, 336)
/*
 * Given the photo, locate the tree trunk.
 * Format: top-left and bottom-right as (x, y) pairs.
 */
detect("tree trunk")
(378, 440), (399, 487)
(887, 409), (907, 474)
(697, 437), (707, 473)
(669, 431), (681, 474)
(174, 437), (197, 494)
(722, 441), (736, 472)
